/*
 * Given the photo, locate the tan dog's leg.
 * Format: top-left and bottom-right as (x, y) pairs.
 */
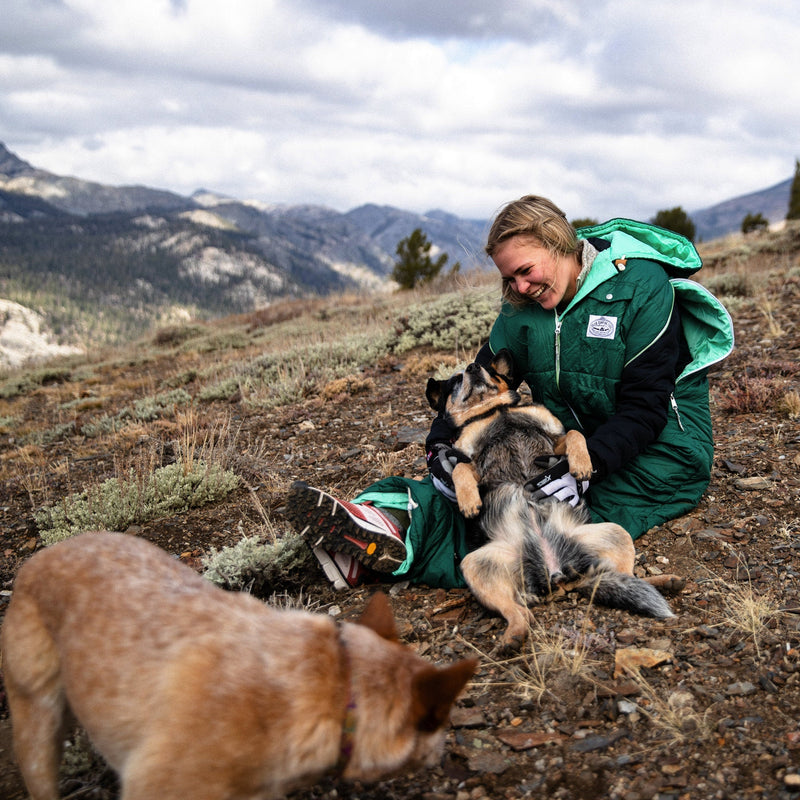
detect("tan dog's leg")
(2, 598), (66, 800)
(452, 460), (482, 518)
(553, 430), (593, 481)
(460, 541), (532, 651)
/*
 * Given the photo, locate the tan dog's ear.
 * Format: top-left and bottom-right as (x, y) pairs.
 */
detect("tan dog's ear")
(357, 592), (398, 641)
(411, 658), (478, 732)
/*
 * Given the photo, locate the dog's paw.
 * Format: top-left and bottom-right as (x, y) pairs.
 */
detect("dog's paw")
(568, 454), (593, 482)
(570, 465), (593, 482)
(559, 430), (593, 481)
(492, 632), (527, 658)
(645, 574), (686, 597)
(458, 499), (483, 519)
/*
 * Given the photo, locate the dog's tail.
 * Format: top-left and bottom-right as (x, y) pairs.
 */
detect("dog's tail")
(533, 502), (675, 619)
(578, 570), (675, 618)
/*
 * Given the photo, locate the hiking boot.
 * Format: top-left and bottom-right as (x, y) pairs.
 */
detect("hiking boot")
(287, 481), (407, 572)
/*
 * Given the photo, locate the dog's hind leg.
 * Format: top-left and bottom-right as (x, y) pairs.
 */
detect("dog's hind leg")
(561, 520), (636, 574)
(563, 519), (685, 596)
(461, 540), (532, 652)
(2, 599), (67, 800)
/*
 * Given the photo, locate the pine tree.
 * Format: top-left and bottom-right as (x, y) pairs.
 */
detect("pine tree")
(787, 159), (800, 221)
(651, 207), (696, 242)
(391, 228), (458, 289)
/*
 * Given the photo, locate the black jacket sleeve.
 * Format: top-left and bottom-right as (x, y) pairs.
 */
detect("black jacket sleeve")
(426, 414), (456, 450)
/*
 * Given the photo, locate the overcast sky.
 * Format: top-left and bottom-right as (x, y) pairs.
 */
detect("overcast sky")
(2, 0), (798, 224)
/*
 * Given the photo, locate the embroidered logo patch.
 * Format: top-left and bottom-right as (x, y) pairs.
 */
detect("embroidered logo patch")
(587, 315), (617, 339)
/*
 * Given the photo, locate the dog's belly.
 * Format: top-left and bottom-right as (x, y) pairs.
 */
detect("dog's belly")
(473, 420), (552, 491)
(471, 419), (574, 586)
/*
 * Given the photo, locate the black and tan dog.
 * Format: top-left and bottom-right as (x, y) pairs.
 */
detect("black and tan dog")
(426, 350), (675, 650)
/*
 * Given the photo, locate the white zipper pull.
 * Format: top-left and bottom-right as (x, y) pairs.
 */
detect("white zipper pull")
(670, 393), (685, 431)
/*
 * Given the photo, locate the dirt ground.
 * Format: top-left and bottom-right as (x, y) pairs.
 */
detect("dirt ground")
(1, 260), (800, 800)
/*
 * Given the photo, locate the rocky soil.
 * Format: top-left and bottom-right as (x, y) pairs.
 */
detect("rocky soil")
(1, 246), (800, 800)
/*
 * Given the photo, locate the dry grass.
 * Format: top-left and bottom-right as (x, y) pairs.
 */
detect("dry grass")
(718, 577), (781, 660)
(464, 608), (606, 704)
(694, 556), (783, 660)
(781, 390), (800, 418)
(618, 671), (715, 745)
(759, 295), (786, 337)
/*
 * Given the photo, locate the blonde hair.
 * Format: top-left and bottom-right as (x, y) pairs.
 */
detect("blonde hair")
(485, 195), (581, 307)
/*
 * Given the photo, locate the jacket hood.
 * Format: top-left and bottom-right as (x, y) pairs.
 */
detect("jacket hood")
(576, 218), (702, 277)
(576, 218), (733, 379)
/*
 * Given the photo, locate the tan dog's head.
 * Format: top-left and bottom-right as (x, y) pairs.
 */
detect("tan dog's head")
(426, 349), (519, 429)
(342, 593), (477, 780)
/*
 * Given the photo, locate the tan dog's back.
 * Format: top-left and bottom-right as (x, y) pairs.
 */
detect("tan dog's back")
(2, 532), (475, 800)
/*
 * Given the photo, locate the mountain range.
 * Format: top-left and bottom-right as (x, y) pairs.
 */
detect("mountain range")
(0, 142), (486, 296)
(0, 141), (793, 364)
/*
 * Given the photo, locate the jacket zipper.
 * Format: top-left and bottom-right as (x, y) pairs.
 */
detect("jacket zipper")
(554, 313), (562, 387)
(670, 393), (685, 431)
(554, 314), (583, 429)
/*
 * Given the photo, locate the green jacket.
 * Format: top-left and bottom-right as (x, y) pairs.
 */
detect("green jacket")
(489, 219), (734, 538)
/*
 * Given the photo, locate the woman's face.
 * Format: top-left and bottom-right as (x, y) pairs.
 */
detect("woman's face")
(492, 236), (580, 310)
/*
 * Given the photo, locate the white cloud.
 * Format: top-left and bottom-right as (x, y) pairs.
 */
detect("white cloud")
(2, 0), (798, 223)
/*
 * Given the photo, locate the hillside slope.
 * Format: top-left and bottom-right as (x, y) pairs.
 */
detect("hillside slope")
(1, 227), (799, 800)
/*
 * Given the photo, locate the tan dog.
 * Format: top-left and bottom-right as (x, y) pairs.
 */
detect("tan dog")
(1, 532), (477, 800)
(427, 351), (675, 651)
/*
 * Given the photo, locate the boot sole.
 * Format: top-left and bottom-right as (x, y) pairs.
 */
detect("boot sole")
(286, 481), (406, 572)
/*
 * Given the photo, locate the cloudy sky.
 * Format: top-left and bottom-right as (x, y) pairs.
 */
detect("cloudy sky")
(2, 0), (798, 224)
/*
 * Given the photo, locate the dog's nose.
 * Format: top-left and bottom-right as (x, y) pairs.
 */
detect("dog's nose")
(466, 363), (481, 375)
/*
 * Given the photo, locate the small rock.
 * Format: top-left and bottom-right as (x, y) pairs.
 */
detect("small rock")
(735, 476), (772, 490)
(571, 729), (629, 753)
(784, 773), (800, 789)
(668, 690), (695, 709)
(614, 647), (673, 678)
(466, 751), (508, 774)
(495, 729), (565, 751)
(722, 459), (746, 474)
(726, 681), (757, 696)
(450, 708), (486, 728)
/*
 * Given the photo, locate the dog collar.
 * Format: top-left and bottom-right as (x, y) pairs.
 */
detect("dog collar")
(332, 629), (357, 776)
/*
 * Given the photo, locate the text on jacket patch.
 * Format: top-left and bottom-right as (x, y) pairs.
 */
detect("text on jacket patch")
(586, 315), (618, 339)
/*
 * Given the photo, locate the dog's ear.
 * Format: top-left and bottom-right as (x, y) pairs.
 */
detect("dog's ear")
(411, 658), (478, 732)
(490, 349), (516, 384)
(426, 378), (445, 411)
(357, 592), (398, 641)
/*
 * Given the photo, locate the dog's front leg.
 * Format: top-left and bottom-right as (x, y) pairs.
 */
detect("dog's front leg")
(554, 430), (593, 481)
(452, 461), (482, 518)
(460, 543), (533, 653)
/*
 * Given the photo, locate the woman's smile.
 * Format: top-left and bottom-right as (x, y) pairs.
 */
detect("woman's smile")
(492, 237), (580, 310)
